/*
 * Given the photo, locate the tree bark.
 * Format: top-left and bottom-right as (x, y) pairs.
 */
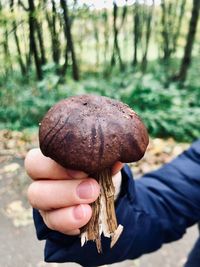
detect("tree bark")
(28, 0), (43, 80)
(35, 20), (46, 66)
(141, 0), (155, 72)
(10, 0), (26, 75)
(172, 0), (186, 54)
(94, 16), (100, 69)
(3, 25), (13, 75)
(0, 3), (12, 75)
(111, 2), (124, 71)
(44, 0), (60, 66)
(103, 9), (109, 66)
(161, 0), (170, 60)
(175, 0), (200, 82)
(51, 0), (60, 65)
(60, 0), (79, 81)
(133, 0), (140, 66)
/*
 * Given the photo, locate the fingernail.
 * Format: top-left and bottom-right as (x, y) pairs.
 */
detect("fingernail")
(67, 169), (87, 179)
(74, 205), (85, 220)
(76, 181), (94, 199)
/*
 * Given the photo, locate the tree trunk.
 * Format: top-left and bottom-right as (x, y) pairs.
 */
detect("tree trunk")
(51, 0), (60, 65)
(161, 0), (170, 60)
(94, 17), (100, 69)
(172, 0), (186, 54)
(10, 0), (26, 75)
(120, 4), (127, 67)
(122, 10), (128, 64)
(133, 0), (140, 66)
(44, 0), (60, 66)
(35, 20), (46, 66)
(28, 0), (43, 80)
(111, 2), (124, 71)
(0, 1), (11, 75)
(103, 9), (109, 66)
(111, 4), (116, 67)
(60, 0), (79, 81)
(3, 25), (13, 75)
(175, 0), (200, 82)
(141, 0), (154, 72)
(60, 43), (69, 79)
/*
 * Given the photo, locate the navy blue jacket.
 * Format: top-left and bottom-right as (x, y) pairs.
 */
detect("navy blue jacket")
(33, 139), (200, 266)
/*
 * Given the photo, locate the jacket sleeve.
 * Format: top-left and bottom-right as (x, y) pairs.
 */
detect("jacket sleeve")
(33, 139), (200, 266)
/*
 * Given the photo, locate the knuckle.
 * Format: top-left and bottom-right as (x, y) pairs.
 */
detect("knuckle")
(24, 151), (32, 176)
(24, 149), (37, 177)
(45, 215), (56, 230)
(42, 212), (56, 230)
(27, 182), (40, 208)
(45, 213), (67, 232)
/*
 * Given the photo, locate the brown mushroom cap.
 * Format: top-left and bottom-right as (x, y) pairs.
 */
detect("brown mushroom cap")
(39, 95), (149, 173)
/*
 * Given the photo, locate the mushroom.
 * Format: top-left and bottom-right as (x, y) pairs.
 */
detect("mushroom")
(39, 94), (149, 252)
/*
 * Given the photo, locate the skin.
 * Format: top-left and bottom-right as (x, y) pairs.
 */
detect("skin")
(25, 148), (124, 236)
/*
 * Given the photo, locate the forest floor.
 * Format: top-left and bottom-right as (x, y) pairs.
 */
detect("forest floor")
(0, 130), (198, 267)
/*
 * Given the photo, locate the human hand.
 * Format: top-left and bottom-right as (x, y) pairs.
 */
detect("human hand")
(25, 148), (123, 236)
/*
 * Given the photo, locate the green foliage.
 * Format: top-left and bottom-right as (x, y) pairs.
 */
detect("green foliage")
(1, 63), (200, 142)
(120, 73), (200, 142)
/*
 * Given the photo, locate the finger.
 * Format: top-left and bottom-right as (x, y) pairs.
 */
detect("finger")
(40, 204), (92, 234)
(112, 162), (124, 175)
(25, 148), (87, 180)
(27, 178), (100, 210)
(39, 210), (80, 235)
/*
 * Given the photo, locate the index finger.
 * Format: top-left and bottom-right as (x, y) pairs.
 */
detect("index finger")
(24, 148), (88, 180)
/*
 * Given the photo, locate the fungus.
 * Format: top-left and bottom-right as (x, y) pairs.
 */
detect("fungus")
(39, 94), (149, 252)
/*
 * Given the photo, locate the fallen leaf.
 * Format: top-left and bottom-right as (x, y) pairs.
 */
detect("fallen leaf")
(5, 200), (32, 227)
(2, 162), (20, 173)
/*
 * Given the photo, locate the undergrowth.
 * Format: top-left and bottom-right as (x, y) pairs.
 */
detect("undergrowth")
(0, 61), (200, 142)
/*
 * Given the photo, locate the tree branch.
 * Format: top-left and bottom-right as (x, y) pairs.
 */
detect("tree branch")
(18, 0), (29, 11)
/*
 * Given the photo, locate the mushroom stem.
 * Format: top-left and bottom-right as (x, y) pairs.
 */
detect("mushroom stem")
(81, 168), (119, 253)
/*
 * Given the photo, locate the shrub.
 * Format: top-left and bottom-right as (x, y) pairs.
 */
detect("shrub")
(1, 67), (199, 142)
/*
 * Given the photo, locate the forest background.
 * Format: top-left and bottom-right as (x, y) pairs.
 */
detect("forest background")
(0, 0), (200, 142)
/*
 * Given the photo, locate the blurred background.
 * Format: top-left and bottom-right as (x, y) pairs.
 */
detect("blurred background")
(0, 0), (200, 266)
